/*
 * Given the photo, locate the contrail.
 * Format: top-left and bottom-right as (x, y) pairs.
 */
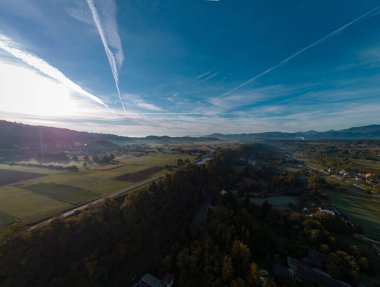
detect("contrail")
(0, 34), (108, 107)
(197, 5), (380, 111)
(87, 0), (125, 111)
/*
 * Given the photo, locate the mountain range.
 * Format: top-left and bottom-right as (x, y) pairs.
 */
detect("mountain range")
(1, 120), (380, 148)
(0, 120), (216, 148)
(205, 124), (380, 141)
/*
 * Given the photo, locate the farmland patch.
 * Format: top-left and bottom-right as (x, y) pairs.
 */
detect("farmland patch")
(0, 169), (46, 186)
(25, 183), (99, 204)
(115, 166), (164, 182)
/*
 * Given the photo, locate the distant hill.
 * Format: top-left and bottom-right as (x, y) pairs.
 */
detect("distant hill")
(204, 124), (380, 141)
(0, 120), (217, 148)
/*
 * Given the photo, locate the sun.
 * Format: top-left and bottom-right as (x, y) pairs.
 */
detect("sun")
(0, 61), (81, 117)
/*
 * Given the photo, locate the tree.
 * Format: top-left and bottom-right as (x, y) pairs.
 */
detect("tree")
(222, 255), (234, 282)
(247, 263), (260, 286)
(327, 251), (359, 283)
(177, 159), (184, 167)
(232, 240), (251, 271)
(358, 256), (369, 271)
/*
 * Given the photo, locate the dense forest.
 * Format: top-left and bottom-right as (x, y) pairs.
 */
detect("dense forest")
(0, 144), (375, 286)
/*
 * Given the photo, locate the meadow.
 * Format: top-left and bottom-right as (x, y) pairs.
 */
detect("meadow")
(0, 153), (195, 229)
(327, 177), (380, 241)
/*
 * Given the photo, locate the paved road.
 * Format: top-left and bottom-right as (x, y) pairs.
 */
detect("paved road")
(27, 176), (163, 231)
(360, 235), (380, 246)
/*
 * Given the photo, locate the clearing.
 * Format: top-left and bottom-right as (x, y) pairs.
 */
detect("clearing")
(251, 196), (299, 211)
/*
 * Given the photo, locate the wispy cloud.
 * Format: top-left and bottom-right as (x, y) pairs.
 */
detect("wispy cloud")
(195, 69), (215, 80)
(86, 0), (125, 111)
(199, 5), (380, 110)
(123, 93), (163, 112)
(135, 101), (163, 112)
(195, 71), (220, 85)
(0, 34), (107, 107)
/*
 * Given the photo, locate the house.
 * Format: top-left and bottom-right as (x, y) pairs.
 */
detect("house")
(365, 172), (373, 179)
(134, 273), (164, 287)
(304, 249), (330, 269)
(133, 273), (174, 287)
(274, 252), (350, 287)
(339, 170), (349, 177)
(273, 263), (289, 278)
(161, 273), (174, 287)
(195, 157), (212, 166)
(302, 207), (311, 216)
(315, 207), (335, 217)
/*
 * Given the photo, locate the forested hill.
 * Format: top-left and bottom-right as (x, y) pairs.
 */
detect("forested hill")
(205, 124), (380, 140)
(0, 120), (217, 148)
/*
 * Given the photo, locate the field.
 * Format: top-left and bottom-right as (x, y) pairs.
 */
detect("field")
(0, 153), (195, 229)
(0, 186), (70, 226)
(250, 196), (299, 211)
(115, 166), (164, 182)
(0, 169), (46, 186)
(94, 164), (125, 171)
(25, 183), (100, 204)
(327, 178), (380, 241)
(0, 210), (20, 227)
(351, 158), (380, 174)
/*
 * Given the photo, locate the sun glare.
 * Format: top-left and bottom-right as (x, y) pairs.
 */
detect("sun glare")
(0, 61), (81, 117)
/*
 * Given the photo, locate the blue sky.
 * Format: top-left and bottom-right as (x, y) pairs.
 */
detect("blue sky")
(0, 0), (380, 136)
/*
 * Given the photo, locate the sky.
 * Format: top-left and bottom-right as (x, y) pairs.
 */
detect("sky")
(0, 0), (380, 136)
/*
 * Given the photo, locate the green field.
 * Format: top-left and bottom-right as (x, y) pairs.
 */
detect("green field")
(0, 186), (70, 225)
(251, 196), (299, 211)
(0, 153), (195, 229)
(327, 178), (380, 241)
(25, 183), (100, 204)
(0, 210), (20, 228)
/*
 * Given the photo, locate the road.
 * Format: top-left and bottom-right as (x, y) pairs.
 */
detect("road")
(27, 176), (163, 231)
(360, 235), (380, 246)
